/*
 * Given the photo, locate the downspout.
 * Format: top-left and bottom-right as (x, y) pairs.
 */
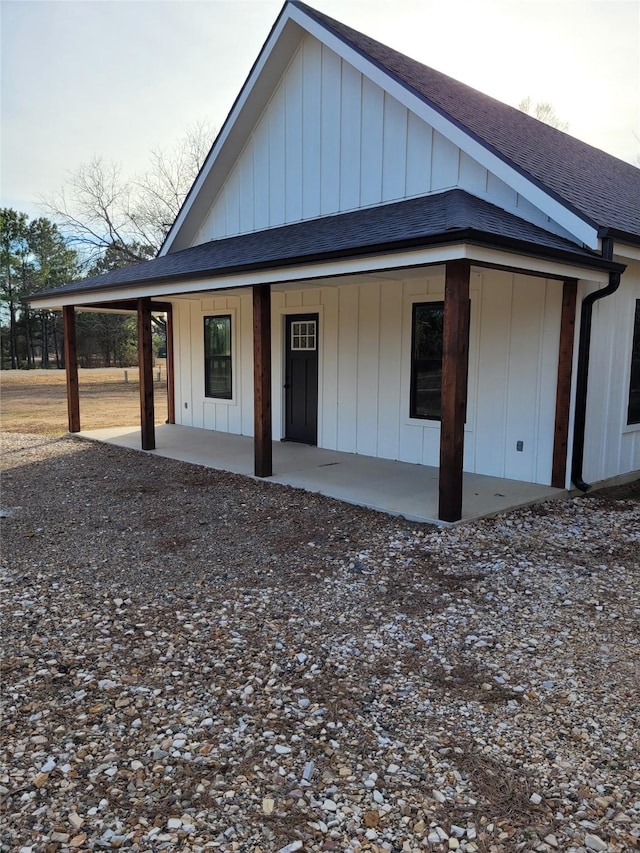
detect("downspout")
(571, 236), (621, 491)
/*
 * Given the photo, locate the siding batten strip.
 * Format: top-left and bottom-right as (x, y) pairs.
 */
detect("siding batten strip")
(253, 284), (273, 477)
(137, 297), (156, 451)
(62, 305), (80, 433)
(552, 278), (578, 487)
(166, 305), (176, 425)
(439, 260), (470, 522)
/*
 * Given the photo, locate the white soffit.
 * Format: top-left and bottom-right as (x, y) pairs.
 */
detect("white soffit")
(466, 247), (610, 283)
(615, 242), (640, 262)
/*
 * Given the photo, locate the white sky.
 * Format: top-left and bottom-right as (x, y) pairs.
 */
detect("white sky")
(2, 0), (639, 222)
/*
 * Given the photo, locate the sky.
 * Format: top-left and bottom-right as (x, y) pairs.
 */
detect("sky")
(2, 0), (639, 223)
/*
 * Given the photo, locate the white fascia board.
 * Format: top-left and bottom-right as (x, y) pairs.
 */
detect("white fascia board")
(30, 245), (468, 309)
(161, 12), (295, 256)
(29, 242), (609, 311)
(289, 6), (600, 251)
(615, 242), (640, 262)
(466, 246), (610, 283)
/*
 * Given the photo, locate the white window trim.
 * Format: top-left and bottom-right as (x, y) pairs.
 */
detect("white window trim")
(202, 307), (238, 406)
(402, 289), (478, 432)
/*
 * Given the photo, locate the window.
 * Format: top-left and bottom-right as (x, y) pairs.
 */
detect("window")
(291, 319), (317, 351)
(410, 302), (444, 420)
(628, 300), (640, 425)
(204, 315), (232, 399)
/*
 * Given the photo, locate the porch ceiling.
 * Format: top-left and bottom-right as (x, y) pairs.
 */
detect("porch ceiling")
(76, 424), (563, 526)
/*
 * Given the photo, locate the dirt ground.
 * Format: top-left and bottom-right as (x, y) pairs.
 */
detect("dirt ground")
(0, 368), (168, 436)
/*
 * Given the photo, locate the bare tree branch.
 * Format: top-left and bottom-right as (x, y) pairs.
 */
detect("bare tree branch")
(518, 98), (569, 132)
(40, 121), (214, 270)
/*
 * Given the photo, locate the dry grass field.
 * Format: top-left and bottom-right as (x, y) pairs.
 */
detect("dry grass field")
(0, 368), (168, 436)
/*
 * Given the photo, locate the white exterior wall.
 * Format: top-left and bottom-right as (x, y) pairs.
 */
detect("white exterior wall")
(582, 259), (640, 484)
(171, 269), (564, 485)
(192, 36), (567, 247)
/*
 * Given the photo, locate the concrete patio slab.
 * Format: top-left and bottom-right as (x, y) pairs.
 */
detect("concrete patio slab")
(78, 424), (564, 525)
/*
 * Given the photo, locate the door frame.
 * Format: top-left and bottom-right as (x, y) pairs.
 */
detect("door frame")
(272, 302), (324, 445)
(283, 311), (320, 444)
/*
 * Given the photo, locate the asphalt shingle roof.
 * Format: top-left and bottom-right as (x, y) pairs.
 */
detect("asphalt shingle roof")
(32, 191), (615, 303)
(292, 0), (640, 242)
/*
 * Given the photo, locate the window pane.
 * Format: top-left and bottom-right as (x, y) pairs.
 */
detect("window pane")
(628, 300), (640, 424)
(411, 303), (444, 420)
(204, 316), (232, 399)
(291, 320), (317, 350)
(205, 357), (232, 398)
(413, 362), (443, 419)
(205, 315), (231, 357)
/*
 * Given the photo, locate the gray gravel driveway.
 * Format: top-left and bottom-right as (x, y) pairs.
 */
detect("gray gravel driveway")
(1, 434), (639, 853)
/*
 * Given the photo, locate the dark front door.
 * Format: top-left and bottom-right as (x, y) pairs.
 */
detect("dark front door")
(285, 314), (318, 444)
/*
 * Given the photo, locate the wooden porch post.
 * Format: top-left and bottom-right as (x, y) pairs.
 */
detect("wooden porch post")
(165, 305), (176, 425)
(551, 278), (578, 488)
(439, 260), (470, 522)
(253, 283), (272, 477)
(137, 297), (155, 450)
(62, 305), (80, 433)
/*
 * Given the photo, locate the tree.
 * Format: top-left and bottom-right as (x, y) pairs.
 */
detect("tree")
(518, 97), (569, 132)
(27, 217), (79, 367)
(42, 121), (214, 268)
(0, 209), (79, 369)
(1, 209), (30, 368)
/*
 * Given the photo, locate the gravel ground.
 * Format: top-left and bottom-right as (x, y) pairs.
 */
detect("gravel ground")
(1, 433), (639, 853)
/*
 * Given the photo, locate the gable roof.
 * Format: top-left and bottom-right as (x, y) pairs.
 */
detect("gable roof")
(30, 190), (621, 308)
(292, 1), (640, 245)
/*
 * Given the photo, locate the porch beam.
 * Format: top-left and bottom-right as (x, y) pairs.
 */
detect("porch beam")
(551, 278), (578, 488)
(253, 283), (272, 477)
(439, 259), (471, 522)
(137, 297), (155, 450)
(166, 304), (176, 425)
(62, 305), (80, 433)
(83, 300), (174, 313)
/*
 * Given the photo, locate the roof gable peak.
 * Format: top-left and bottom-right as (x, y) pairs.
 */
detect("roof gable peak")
(161, 1), (639, 255)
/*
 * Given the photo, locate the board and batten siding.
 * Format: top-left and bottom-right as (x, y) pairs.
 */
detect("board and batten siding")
(192, 36), (568, 247)
(582, 260), (640, 484)
(171, 269), (564, 485)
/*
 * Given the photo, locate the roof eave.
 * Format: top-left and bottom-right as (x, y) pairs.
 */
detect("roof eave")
(27, 228), (622, 310)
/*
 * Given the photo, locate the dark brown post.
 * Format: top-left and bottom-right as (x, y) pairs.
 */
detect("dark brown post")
(439, 260), (471, 522)
(165, 304), (176, 425)
(253, 283), (272, 477)
(137, 297), (155, 450)
(62, 305), (80, 433)
(552, 279), (578, 488)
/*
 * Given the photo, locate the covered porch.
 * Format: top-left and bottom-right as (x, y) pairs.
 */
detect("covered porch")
(76, 423), (563, 525)
(30, 193), (623, 523)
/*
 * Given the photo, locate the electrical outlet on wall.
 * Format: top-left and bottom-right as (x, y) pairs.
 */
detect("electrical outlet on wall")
(516, 440), (524, 451)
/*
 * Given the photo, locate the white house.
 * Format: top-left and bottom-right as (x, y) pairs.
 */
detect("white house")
(29, 0), (640, 522)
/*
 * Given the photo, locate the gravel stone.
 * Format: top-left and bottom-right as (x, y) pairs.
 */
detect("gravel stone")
(1, 433), (639, 852)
